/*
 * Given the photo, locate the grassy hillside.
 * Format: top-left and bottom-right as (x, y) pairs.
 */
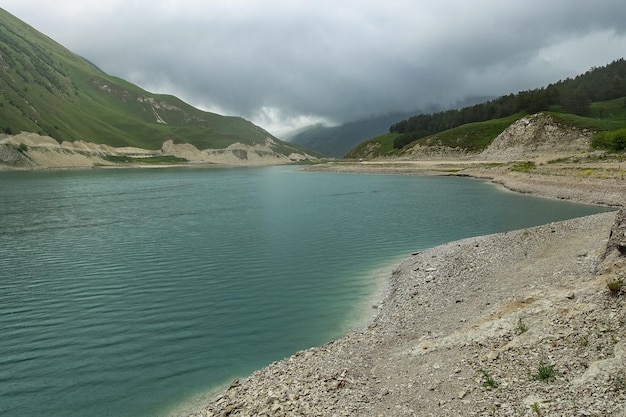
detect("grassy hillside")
(0, 8), (293, 151)
(346, 114), (524, 158)
(346, 98), (626, 159)
(550, 97), (626, 131)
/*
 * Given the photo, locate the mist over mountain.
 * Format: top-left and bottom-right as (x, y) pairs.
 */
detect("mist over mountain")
(285, 113), (411, 158)
(288, 97), (493, 158)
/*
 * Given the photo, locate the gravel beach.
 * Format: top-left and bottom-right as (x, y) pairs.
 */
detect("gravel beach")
(179, 161), (626, 417)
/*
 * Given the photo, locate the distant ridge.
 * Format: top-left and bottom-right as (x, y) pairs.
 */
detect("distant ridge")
(287, 112), (414, 158)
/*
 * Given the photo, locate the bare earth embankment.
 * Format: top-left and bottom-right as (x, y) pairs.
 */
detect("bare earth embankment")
(0, 132), (318, 169)
(181, 143), (625, 416)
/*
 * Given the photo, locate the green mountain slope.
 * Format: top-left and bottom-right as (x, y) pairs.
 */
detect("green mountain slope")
(0, 8), (303, 153)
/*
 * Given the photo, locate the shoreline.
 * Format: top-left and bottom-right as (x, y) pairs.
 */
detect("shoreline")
(177, 161), (625, 416)
(168, 254), (407, 417)
(303, 159), (625, 208)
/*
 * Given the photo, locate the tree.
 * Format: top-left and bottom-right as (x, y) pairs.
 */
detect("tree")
(561, 87), (591, 116)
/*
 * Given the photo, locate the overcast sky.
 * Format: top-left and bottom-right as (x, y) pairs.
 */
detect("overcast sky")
(3, 1), (626, 136)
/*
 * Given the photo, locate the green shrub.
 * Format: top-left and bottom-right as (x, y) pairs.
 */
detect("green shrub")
(530, 402), (542, 416)
(606, 277), (624, 295)
(515, 317), (528, 335)
(592, 128), (626, 151)
(533, 364), (558, 382)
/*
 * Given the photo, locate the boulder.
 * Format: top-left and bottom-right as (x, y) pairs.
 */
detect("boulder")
(597, 210), (626, 275)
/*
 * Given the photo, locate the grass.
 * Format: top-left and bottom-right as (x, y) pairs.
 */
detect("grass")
(530, 402), (542, 416)
(346, 114), (523, 159)
(416, 114), (524, 152)
(532, 364), (559, 382)
(479, 369), (499, 389)
(592, 128), (626, 151)
(515, 317), (528, 335)
(548, 100), (626, 152)
(103, 155), (188, 164)
(549, 98), (626, 130)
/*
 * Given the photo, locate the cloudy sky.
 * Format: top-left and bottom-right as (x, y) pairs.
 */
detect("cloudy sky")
(3, 1), (626, 136)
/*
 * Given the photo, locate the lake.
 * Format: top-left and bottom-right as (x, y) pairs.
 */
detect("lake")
(0, 166), (609, 417)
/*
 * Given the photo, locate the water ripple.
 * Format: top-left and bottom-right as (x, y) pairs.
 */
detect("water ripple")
(0, 167), (608, 417)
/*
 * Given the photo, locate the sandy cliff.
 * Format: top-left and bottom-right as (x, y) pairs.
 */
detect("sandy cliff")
(0, 132), (318, 169)
(478, 113), (594, 161)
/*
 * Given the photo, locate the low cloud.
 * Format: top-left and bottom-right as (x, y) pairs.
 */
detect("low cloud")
(4, 0), (626, 134)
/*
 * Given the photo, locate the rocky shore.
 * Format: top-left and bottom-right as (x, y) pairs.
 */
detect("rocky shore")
(180, 161), (625, 417)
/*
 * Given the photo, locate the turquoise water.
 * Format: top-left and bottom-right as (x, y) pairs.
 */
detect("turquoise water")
(0, 166), (608, 417)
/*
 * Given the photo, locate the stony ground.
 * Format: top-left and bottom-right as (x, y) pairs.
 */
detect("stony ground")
(180, 157), (626, 417)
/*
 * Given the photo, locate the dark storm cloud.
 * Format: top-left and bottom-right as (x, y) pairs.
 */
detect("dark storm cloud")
(3, 0), (626, 133)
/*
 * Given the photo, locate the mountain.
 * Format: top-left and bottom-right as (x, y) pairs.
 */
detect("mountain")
(0, 8), (315, 161)
(287, 112), (414, 158)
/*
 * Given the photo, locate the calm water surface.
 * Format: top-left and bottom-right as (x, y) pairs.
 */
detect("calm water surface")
(0, 166), (608, 417)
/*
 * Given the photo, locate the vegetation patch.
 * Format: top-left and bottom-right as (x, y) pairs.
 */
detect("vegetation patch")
(530, 402), (542, 416)
(592, 128), (626, 152)
(515, 317), (528, 335)
(479, 369), (499, 389)
(103, 155), (188, 164)
(547, 156), (578, 164)
(606, 276), (624, 296)
(510, 161), (536, 173)
(532, 364), (559, 382)
(392, 114), (522, 152)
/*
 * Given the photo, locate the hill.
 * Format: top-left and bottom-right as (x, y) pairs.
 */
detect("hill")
(0, 8), (318, 166)
(388, 59), (626, 148)
(346, 96), (626, 160)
